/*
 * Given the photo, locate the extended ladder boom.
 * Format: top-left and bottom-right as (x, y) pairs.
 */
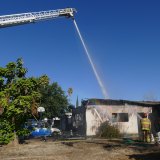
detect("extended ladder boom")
(0, 8), (76, 28)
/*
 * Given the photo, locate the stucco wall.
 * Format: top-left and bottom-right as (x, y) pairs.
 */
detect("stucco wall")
(86, 104), (152, 136)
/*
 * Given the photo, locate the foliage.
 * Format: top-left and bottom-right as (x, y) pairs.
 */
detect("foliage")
(0, 58), (70, 144)
(0, 119), (14, 144)
(67, 88), (73, 97)
(0, 58), (48, 144)
(40, 82), (68, 118)
(96, 121), (121, 139)
(76, 96), (79, 108)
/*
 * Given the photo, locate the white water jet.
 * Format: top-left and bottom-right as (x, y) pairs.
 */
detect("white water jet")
(73, 19), (108, 99)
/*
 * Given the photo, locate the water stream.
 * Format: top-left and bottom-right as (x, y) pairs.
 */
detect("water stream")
(73, 19), (144, 122)
(73, 19), (108, 99)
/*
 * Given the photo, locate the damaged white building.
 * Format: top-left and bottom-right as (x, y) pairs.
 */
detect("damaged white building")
(72, 99), (160, 137)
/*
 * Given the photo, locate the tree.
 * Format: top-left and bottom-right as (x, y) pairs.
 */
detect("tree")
(40, 82), (68, 118)
(67, 88), (73, 97)
(67, 87), (73, 105)
(76, 96), (79, 108)
(0, 58), (48, 144)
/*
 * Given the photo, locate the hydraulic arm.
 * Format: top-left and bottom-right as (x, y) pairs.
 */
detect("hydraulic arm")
(0, 8), (76, 28)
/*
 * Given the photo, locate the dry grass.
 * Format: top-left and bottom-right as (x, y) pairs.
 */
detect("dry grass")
(0, 138), (160, 160)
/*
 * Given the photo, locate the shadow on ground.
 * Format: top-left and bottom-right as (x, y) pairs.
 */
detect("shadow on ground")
(103, 144), (122, 151)
(128, 152), (160, 160)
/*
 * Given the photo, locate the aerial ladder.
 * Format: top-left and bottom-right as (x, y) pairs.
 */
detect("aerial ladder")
(0, 8), (76, 28)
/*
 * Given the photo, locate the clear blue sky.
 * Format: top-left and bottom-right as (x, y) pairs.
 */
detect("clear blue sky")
(0, 0), (160, 104)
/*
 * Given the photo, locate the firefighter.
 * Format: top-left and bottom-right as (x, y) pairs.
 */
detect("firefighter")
(140, 113), (151, 143)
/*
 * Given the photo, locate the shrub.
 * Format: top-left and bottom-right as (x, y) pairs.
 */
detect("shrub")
(96, 121), (121, 138)
(0, 119), (14, 145)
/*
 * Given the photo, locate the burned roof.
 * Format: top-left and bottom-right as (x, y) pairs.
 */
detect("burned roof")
(81, 98), (160, 107)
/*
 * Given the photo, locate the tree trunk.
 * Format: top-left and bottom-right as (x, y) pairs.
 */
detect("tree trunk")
(7, 131), (19, 146)
(9, 117), (19, 146)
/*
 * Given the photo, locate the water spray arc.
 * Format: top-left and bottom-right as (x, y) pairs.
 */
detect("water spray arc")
(73, 19), (108, 99)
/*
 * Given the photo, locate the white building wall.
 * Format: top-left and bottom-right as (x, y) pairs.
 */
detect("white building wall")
(86, 104), (152, 136)
(86, 108), (102, 136)
(115, 114), (138, 135)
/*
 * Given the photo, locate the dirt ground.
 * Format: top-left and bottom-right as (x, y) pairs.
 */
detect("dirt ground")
(0, 138), (160, 160)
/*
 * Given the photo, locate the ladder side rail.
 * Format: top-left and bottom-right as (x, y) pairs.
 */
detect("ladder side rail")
(0, 8), (76, 28)
(0, 8), (60, 19)
(0, 7), (75, 21)
(0, 13), (34, 23)
(0, 10), (60, 23)
(33, 10), (60, 21)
